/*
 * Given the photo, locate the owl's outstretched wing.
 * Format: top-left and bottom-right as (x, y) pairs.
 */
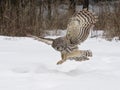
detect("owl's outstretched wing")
(66, 9), (98, 45)
(27, 34), (54, 45)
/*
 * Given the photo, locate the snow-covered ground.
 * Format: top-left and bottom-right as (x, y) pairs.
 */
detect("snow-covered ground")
(0, 36), (120, 90)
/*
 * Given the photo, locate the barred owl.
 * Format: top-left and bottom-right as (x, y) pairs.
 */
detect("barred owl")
(27, 9), (98, 65)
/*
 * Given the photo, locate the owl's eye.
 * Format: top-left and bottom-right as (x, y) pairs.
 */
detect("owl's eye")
(55, 46), (63, 51)
(54, 47), (59, 51)
(56, 47), (59, 50)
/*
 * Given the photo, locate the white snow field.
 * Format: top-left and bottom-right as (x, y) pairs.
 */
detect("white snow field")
(0, 35), (120, 90)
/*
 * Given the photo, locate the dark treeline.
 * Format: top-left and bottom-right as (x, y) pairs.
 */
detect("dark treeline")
(0, 0), (120, 39)
(0, 0), (88, 36)
(95, 0), (120, 40)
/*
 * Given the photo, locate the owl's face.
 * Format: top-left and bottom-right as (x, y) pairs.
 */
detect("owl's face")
(52, 37), (67, 52)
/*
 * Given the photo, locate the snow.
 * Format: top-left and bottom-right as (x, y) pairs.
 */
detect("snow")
(0, 36), (120, 90)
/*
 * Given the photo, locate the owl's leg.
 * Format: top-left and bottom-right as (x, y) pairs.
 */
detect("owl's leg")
(66, 50), (82, 58)
(66, 50), (92, 60)
(57, 50), (81, 65)
(71, 50), (92, 61)
(57, 50), (92, 65)
(57, 53), (67, 65)
(57, 50), (82, 65)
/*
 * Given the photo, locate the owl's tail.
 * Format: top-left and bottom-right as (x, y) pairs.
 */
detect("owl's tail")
(27, 34), (54, 45)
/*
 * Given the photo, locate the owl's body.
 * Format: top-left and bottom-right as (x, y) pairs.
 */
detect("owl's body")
(52, 36), (78, 53)
(28, 9), (98, 65)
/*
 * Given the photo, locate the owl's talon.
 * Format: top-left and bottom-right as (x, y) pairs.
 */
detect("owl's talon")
(57, 60), (64, 65)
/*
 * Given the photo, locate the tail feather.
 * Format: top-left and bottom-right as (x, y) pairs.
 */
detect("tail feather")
(27, 34), (53, 45)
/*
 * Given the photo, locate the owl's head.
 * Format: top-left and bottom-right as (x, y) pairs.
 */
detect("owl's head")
(52, 37), (68, 52)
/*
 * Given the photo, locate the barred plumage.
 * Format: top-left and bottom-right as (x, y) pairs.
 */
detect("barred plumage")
(27, 9), (98, 65)
(66, 9), (97, 45)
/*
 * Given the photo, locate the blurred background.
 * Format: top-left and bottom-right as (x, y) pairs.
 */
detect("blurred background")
(0, 0), (120, 40)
